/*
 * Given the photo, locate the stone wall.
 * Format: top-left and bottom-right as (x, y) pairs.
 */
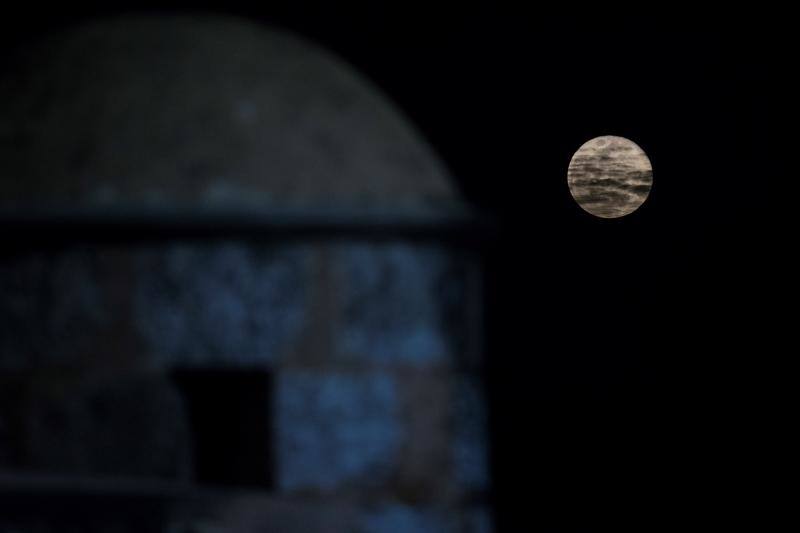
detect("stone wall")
(0, 239), (490, 532)
(0, 14), (488, 531)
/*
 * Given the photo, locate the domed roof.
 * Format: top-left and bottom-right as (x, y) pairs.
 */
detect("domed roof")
(0, 15), (461, 218)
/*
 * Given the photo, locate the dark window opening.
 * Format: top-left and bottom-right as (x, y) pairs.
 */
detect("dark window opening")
(170, 369), (273, 488)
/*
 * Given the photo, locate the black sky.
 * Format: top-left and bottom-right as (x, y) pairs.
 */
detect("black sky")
(0, 4), (785, 532)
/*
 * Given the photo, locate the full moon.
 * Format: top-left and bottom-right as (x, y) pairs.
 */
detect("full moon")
(567, 136), (653, 218)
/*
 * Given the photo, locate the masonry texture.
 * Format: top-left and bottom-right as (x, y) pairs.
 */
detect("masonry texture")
(0, 242), (489, 531)
(0, 16), (457, 214)
(0, 14), (490, 533)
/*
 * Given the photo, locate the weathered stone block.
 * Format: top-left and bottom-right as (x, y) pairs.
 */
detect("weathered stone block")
(133, 243), (311, 367)
(0, 251), (110, 369)
(394, 371), (452, 500)
(169, 497), (493, 533)
(169, 495), (359, 533)
(359, 503), (493, 533)
(0, 243), (312, 371)
(0, 16), (459, 213)
(274, 370), (401, 492)
(463, 507), (494, 533)
(21, 374), (193, 479)
(452, 375), (490, 493)
(334, 243), (477, 368)
(359, 504), (459, 533)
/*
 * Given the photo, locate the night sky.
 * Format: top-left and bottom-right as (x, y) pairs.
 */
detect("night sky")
(0, 4), (784, 532)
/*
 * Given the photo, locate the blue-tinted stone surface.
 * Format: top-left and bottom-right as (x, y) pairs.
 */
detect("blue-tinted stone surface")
(275, 371), (401, 491)
(464, 507), (494, 533)
(0, 251), (109, 368)
(0, 239), (491, 524)
(359, 504), (458, 533)
(453, 376), (490, 492)
(22, 376), (193, 478)
(335, 244), (471, 367)
(134, 243), (309, 367)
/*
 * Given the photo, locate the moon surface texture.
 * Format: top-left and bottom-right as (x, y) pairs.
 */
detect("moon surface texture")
(568, 136), (653, 218)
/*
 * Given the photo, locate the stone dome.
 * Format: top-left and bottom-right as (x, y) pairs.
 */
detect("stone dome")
(0, 15), (461, 216)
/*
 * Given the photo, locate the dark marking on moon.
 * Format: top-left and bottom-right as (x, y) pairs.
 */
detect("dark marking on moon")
(568, 136), (653, 218)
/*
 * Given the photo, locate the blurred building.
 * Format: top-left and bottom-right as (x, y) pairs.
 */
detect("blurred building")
(0, 15), (490, 533)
